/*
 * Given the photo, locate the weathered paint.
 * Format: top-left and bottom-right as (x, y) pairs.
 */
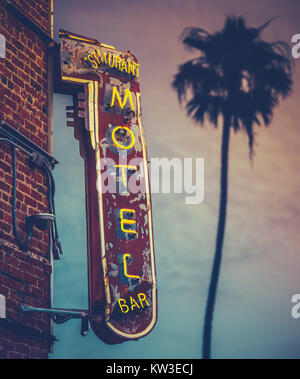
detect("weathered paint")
(59, 30), (157, 344)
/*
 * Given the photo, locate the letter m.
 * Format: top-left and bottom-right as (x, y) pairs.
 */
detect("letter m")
(110, 86), (135, 111)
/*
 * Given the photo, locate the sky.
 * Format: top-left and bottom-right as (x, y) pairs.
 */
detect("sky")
(51, 0), (300, 358)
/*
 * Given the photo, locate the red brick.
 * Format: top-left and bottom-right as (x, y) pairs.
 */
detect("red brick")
(12, 55), (24, 70)
(12, 74), (25, 89)
(0, 0), (51, 359)
(8, 351), (24, 359)
(11, 267), (25, 281)
(25, 274), (38, 286)
(18, 181), (31, 195)
(2, 339), (16, 351)
(0, 285), (10, 297)
(16, 343), (30, 355)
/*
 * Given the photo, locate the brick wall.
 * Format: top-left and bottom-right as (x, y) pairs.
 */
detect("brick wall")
(0, 0), (52, 359)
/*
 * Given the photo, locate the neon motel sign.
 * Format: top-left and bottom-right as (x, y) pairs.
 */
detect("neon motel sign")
(58, 30), (157, 344)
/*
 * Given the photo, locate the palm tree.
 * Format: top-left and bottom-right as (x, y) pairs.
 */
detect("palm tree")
(172, 16), (293, 359)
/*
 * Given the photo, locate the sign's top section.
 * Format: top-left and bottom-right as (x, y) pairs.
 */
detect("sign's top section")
(59, 29), (140, 80)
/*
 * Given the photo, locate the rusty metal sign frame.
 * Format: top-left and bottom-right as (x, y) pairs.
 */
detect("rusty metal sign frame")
(58, 30), (157, 344)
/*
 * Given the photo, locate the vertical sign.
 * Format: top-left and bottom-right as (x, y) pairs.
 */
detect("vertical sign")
(59, 30), (157, 344)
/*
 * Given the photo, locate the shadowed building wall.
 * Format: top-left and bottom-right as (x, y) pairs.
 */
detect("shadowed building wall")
(0, 0), (54, 359)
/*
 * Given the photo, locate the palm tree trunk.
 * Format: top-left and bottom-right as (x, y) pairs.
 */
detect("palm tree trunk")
(203, 117), (231, 359)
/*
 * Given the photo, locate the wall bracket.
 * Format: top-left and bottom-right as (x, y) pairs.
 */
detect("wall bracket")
(21, 305), (90, 336)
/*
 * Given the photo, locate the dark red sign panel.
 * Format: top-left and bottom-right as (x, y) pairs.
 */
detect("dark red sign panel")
(59, 30), (157, 344)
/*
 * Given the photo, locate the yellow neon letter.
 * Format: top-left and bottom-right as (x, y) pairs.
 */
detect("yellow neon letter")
(130, 297), (140, 311)
(123, 254), (140, 279)
(118, 298), (129, 313)
(110, 86), (135, 111)
(88, 54), (98, 69)
(120, 209), (137, 234)
(92, 51), (101, 64)
(121, 59), (127, 73)
(115, 55), (122, 71)
(115, 165), (137, 187)
(102, 51), (108, 65)
(111, 126), (135, 150)
(108, 53), (115, 68)
(138, 293), (149, 308)
(96, 49), (104, 63)
(134, 63), (141, 77)
(127, 60), (135, 76)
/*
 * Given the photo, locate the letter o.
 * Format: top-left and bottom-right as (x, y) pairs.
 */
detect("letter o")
(112, 126), (135, 150)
